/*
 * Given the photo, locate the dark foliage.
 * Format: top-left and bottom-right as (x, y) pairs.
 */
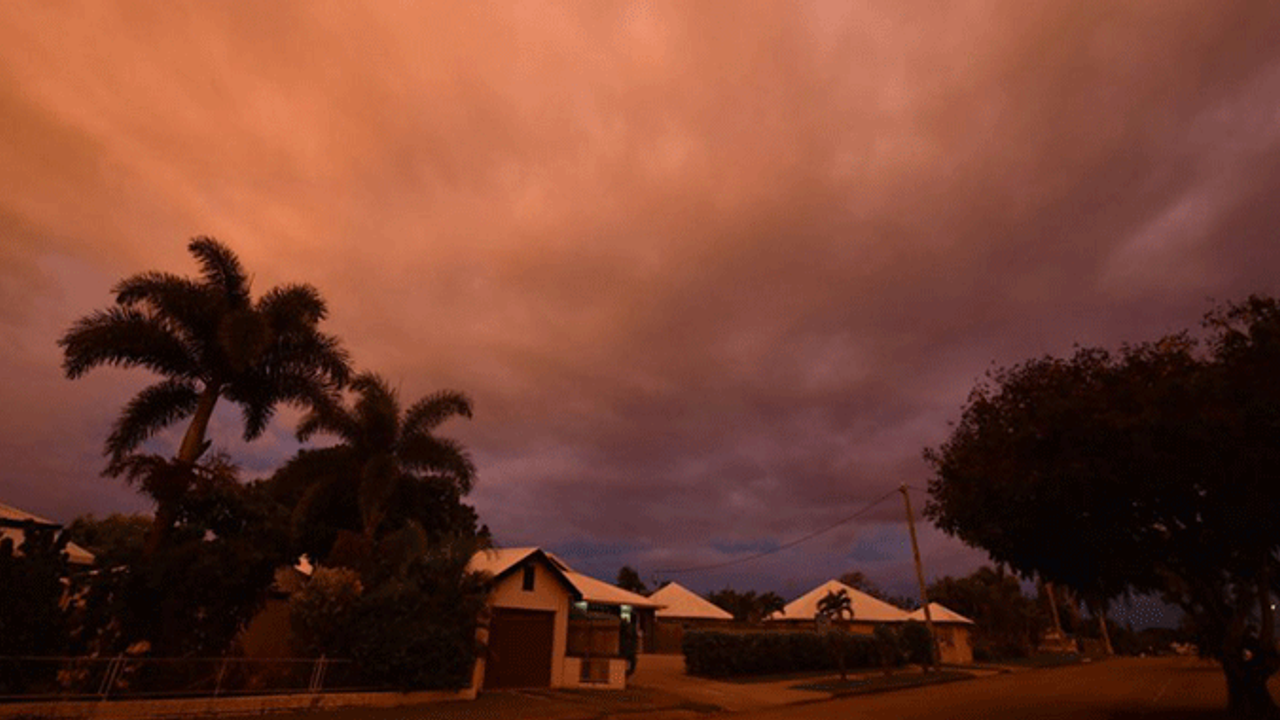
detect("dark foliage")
(73, 456), (290, 659)
(706, 588), (787, 623)
(927, 566), (1041, 659)
(925, 295), (1280, 717)
(615, 566), (648, 595)
(0, 525), (74, 693)
(682, 630), (889, 677)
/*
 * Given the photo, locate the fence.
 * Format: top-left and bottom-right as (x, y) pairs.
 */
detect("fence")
(0, 656), (368, 702)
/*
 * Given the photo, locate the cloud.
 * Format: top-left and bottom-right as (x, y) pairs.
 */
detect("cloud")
(2, 1), (1280, 598)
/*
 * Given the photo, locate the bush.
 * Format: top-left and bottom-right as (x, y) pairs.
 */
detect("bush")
(899, 621), (934, 665)
(682, 630), (887, 677)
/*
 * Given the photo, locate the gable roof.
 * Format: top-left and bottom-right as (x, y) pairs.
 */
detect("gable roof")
(468, 547), (582, 600)
(768, 579), (909, 623)
(543, 552), (664, 609)
(0, 502), (95, 566)
(467, 547), (663, 609)
(650, 582), (733, 620)
(907, 602), (974, 625)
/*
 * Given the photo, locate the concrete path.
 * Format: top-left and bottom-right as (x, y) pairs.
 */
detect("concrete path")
(628, 654), (832, 712)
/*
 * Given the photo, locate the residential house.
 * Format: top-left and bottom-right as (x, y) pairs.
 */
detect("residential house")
(647, 581), (733, 654)
(908, 602), (975, 665)
(767, 579), (910, 633)
(0, 501), (95, 566)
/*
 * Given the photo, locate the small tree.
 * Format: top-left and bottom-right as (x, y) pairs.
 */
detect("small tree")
(616, 566), (648, 595)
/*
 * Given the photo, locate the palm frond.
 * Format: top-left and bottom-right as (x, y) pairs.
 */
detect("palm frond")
(295, 391), (360, 444)
(187, 237), (250, 305)
(400, 435), (477, 494)
(402, 390), (473, 438)
(350, 373), (400, 450)
(257, 283), (327, 327)
(59, 307), (200, 380)
(105, 379), (202, 466)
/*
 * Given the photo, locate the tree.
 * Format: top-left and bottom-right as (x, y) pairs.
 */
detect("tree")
(267, 372), (478, 569)
(59, 237), (351, 552)
(927, 566), (1041, 660)
(925, 295), (1280, 718)
(706, 589), (786, 623)
(616, 566), (648, 595)
(75, 454), (290, 658)
(66, 513), (150, 566)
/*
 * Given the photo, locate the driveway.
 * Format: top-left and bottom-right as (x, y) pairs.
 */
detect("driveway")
(629, 654), (830, 712)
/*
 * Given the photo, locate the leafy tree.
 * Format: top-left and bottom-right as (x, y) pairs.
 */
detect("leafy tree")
(927, 566), (1041, 660)
(66, 513), (150, 566)
(75, 454), (290, 658)
(925, 295), (1280, 718)
(706, 589), (786, 623)
(267, 372), (478, 569)
(0, 523), (73, 678)
(59, 237), (351, 552)
(616, 565), (648, 595)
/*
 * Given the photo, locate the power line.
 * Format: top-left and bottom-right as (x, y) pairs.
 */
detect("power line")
(654, 488), (901, 575)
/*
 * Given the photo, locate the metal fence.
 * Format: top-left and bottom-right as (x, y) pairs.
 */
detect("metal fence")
(0, 655), (370, 702)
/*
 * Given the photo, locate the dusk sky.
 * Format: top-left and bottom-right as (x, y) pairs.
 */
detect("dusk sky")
(3, 2), (1280, 620)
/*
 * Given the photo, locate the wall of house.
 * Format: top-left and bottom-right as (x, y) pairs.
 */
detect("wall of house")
(560, 657), (627, 690)
(936, 624), (973, 665)
(477, 561), (571, 689)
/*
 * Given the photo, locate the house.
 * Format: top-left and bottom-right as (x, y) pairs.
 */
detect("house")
(647, 581), (733, 654)
(0, 501), (95, 566)
(467, 547), (663, 691)
(907, 602), (975, 665)
(766, 579), (909, 633)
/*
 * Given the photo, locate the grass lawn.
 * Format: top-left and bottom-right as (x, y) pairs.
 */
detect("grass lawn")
(791, 669), (974, 695)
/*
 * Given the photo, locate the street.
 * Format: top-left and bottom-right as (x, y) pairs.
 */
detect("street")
(737, 657), (1243, 720)
(198, 656), (1269, 720)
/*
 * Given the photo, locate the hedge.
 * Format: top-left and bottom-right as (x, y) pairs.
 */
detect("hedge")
(682, 629), (896, 677)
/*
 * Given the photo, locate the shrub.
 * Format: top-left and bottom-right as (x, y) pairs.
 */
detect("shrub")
(899, 621), (934, 665)
(682, 630), (886, 677)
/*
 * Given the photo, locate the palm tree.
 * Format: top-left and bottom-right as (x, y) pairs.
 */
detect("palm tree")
(818, 589), (854, 680)
(274, 372), (476, 568)
(60, 237), (351, 550)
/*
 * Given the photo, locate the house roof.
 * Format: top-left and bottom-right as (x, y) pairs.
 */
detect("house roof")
(768, 579), (910, 623)
(650, 582), (733, 620)
(907, 602), (975, 625)
(468, 547), (663, 609)
(468, 546), (583, 600)
(0, 502), (95, 566)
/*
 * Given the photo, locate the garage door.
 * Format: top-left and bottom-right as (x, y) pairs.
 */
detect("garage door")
(485, 608), (556, 688)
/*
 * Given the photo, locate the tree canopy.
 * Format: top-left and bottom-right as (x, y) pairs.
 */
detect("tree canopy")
(59, 237), (351, 551)
(616, 565), (649, 595)
(925, 295), (1280, 717)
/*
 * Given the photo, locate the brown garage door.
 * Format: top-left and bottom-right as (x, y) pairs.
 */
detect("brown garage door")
(485, 608), (556, 688)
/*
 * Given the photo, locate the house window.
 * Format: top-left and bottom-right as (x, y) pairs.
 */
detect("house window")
(522, 563), (536, 591)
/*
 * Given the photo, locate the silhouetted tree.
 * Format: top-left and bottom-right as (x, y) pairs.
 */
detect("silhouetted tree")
(616, 565), (648, 595)
(926, 295), (1280, 718)
(60, 237), (350, 552)
(817, 589), (853, 680)
(927, 566), (1041, 659)
(706, 589), (786, 623)
(267, 372), (478, 570)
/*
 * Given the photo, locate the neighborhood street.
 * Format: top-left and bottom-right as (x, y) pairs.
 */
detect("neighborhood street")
(206, 656), (1263, 720)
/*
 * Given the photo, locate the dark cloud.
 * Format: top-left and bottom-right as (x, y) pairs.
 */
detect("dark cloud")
(3, 1), (1280, 605)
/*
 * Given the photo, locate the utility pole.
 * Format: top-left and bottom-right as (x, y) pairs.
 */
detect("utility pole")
(901, 484), (941, 671)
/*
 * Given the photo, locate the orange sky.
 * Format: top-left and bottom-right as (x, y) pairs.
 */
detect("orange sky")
(3, 1), (1280, 608)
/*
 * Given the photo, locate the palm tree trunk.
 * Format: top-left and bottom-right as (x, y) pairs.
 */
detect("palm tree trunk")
(144, 383), (220, 555)
(177, 384), (220, 463)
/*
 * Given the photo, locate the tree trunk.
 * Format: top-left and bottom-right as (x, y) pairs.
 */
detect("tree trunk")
(1222, 653), (1280, 719)
(144, 383), (220, 555)
(177, 384), (220, 463)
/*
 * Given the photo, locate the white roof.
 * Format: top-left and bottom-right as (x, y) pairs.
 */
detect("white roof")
(769, 579), (910, 623)
(650, 582), (733, 620)
(468, 547), (663, 609)
(0, 502), (95, 566)
(907, 602), (974, 624)
(467, 546), (541, 577)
